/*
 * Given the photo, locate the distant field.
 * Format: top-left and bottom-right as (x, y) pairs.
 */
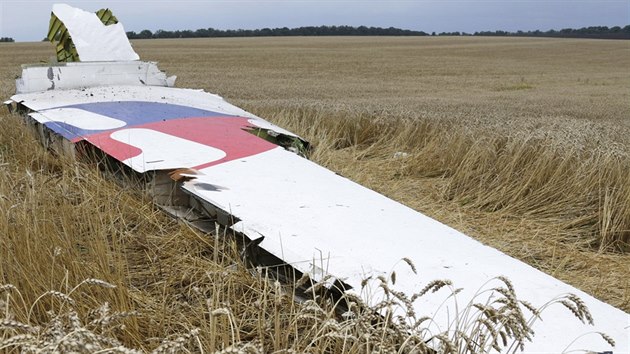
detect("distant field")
(0, 37), (628, 351)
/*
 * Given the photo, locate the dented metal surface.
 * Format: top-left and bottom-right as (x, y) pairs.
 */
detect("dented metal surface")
(16, 62), (175, 94)
(6, 4), (629, 353)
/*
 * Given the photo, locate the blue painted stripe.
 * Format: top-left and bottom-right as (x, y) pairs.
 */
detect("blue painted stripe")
(64, 101), (236, 123)
(45, 101), (239, 140)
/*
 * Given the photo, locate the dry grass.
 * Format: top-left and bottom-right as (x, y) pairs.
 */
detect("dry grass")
(0, 37), (628, 351)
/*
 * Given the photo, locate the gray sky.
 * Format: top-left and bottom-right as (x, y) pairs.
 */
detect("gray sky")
(1, 0), (628, 42)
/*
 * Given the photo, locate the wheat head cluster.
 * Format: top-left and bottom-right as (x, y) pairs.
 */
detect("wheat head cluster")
(0, 37), (628, 352)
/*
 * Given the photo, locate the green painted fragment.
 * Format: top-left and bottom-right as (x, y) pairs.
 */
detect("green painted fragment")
(96, 9), (118, 26)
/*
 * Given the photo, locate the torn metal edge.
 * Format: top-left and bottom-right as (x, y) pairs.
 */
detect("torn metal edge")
(3, 100), (14, 113)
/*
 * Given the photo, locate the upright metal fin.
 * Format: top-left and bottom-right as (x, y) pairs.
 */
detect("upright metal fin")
(47, 4), (137, 62)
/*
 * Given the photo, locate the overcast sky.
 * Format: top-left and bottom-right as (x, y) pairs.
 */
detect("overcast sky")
(1, 0), (628, 42)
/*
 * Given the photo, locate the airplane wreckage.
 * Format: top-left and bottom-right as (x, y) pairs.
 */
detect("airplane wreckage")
(4, 4), (628, 353)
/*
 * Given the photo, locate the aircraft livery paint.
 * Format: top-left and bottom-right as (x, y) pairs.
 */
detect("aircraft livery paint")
(36, 101), (278, 170)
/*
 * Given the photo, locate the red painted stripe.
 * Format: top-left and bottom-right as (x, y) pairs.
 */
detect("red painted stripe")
(82, 116), (278, 169)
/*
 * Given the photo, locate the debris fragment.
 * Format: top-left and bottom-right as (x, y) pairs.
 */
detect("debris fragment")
(169, 168), (203, 182)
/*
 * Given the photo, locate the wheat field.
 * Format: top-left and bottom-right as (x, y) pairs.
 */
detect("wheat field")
(0, 37), (628, 352)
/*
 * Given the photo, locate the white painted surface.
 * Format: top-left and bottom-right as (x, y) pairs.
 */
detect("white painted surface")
(52, 4), (139, 62)
(111, 128), (226, 172)
(31, 108), (126, 130)
(185, 148), (629, 354)
(15, 62), (170, 94)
